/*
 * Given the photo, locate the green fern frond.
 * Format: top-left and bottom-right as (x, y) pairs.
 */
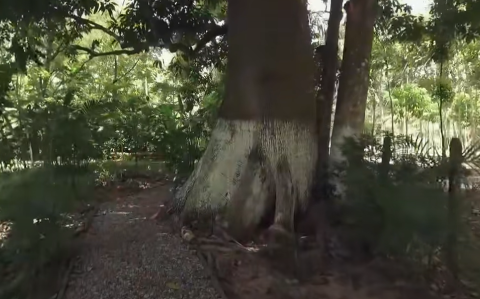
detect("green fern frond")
(393, 133), (436, 158)
(76, 97), (121, 116)
(462, 140), (480, 174)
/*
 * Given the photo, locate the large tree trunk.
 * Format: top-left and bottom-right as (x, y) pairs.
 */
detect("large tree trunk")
(173, 0), (317, 240)
(329, 0), (377, 196)
(314, 0), (344, 201)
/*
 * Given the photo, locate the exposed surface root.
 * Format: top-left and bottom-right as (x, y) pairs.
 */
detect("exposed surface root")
(172, 118), (318, 238)
(191, 233), (445, 299)
(177, 217), (452, 299)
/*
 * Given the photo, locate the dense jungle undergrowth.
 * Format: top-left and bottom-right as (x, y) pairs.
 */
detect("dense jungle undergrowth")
(3, 0), (480, 298)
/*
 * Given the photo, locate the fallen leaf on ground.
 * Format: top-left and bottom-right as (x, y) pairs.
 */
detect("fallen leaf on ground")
(166, 282), (180, 290)
(181, 226), (195, 242)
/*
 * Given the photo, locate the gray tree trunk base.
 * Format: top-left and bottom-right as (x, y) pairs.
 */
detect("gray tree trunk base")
(329, 124), (357, 200)
(172, 118), (317, 240)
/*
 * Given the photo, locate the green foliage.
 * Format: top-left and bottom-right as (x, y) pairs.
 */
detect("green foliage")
(338, 133), (480, 282)
(339, 134), (450, 262)
(376, 0), (426, 43)
(431, 77), (455, 107)
(0, 12), (223, 296)
(0, 23), (223, 173)
(391, 83), (431, 119)
(0, 166), (95, 299)
(451, 92), (480, 128)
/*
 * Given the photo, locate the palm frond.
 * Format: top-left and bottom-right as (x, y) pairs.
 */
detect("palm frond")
(462, 140), (480, 174)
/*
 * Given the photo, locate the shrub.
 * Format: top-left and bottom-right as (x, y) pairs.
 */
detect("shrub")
(337, 134), (451, 264)
(0, 166), (95, 299)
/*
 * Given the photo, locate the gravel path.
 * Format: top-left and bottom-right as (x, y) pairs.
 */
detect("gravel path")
(65, 183), (220, 299)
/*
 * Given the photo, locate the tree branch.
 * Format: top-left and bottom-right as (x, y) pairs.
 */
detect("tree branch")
(113, 59), (140, 83)
(70, 45), (146, 58)
(66, 14), (122, 42)
(192, 24), (228, 55)
(66, 15), (228, 59)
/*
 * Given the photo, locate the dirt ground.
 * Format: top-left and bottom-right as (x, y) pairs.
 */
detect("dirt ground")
(58, 176), (464, 299)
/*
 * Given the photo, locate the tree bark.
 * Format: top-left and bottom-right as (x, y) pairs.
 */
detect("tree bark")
(314, 0), (343, 202)
(173, 0), (317, 240)
(329, 0), (377, 197)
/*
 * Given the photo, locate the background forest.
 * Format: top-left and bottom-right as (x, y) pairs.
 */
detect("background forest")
(2, 0), (480, 298)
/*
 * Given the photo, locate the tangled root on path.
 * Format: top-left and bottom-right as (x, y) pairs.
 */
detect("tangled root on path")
(150, 204), (171, 221)
(173, 218), (445, 299)
(200, 245), (440, 299)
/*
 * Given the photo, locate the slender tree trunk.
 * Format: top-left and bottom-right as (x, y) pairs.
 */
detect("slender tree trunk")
(329, 0), (377, 197)
(470, 90), (477, 144)
(438, 62), (447, 158)
(388, 86), (395, 135)
(381, 47), (395, 135)
(453, 121), (458, 138)
(314, 0), (343, 202)
(371, 93), (377, 135)
(380, 94), (384, 131)
(173, 0), (317, 240)
(428, 122), (431, 141)
(405, 115), (408, 136)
